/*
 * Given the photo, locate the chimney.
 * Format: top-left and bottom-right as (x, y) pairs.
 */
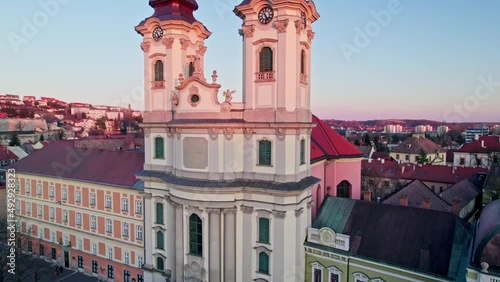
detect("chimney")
(413, 165), (416, 171)
(363, 191), (372, 201)
(401, 166), (405, 173)
(422, 198), (431, 209)
(400, 195), (408, 206)
(481, 140), (485, 148)
(381, 159), (385, 164)
(452, 199), (461, 215)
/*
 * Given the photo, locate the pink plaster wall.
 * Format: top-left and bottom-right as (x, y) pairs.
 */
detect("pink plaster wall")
(310, 158), (362, 220)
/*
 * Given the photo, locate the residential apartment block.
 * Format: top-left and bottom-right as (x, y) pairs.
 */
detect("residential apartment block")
(7, 141), (145, 282)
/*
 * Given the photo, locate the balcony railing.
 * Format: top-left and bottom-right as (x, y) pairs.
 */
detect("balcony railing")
(256, 71), (275, 81)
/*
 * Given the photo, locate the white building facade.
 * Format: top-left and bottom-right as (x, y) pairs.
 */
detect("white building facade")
(135, 0), (320, 281)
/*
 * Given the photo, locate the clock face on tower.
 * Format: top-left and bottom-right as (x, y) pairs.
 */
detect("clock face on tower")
(152, 27), (163, 41)
(258, 6), (274, 25)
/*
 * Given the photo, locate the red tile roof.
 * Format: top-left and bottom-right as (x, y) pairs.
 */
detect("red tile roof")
(362, 159), (488, 184)
(457, 136), (500, 153)
(5, 141), (144, 188)
(0, 144), (19, 161)
(391, 137), (445, 154)
(311, 115), (363, 162)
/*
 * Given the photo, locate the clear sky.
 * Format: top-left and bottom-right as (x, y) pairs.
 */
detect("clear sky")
(1, 0), (499, 122)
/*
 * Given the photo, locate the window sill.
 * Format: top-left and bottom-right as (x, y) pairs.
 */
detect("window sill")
(256, 164), (273, 167)
(256, 271), (270, 276)
(256, 241), (270, 245)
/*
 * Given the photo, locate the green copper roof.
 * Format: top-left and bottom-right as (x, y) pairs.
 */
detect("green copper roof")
(447, 219), (472, 281)
(312, 197), (355, 233)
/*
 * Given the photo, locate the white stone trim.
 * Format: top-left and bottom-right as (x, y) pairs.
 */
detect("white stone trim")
(311, 261), (325, 282)
(328, 266), (342, 281)
(353, 272), (369, 282)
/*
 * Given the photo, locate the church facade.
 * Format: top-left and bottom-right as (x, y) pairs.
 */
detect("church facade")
(134, 0), (361, 281)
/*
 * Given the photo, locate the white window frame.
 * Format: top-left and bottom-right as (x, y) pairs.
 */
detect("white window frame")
(135, 200), (142, 214)
(371, 279), (385, 282)
(63, 210), (68, 222)
(37, 204), (43, 217)
(15, 180), (20, 192)
(62, 188), (67, 200)
(64, 235), (69, 246)
(75, 190), (81, 202)
(76, 212), (82, 226)
(122, 222), (129, 237)
(38, 227), (43, 240)
(106, 219), (112, 233)
(49, 207), (55, 219)
(124, 252), (130, 265)
(90, 192), (96, 206)
(78, 238), (83, 251)
(49, 185), (55, 197)
(26, 202), (31, 214)
(108, 247), (113, 260)
(137, 255), (143, 268)
(136, 225), (143, 241)
(105, 195), (112, 208)
(90, 215), (96, 229)
(311, 262), (324, 282)
(26, 180), (31, 194)
(328, 266), (342, 282)
(51, 231), (56, 243)
(353, 273), (369, 282)
(36, 183), (42, 195)
(121, 198), (129, 212)
(15, 200), (20, 212)
(92, 242), (97, 255)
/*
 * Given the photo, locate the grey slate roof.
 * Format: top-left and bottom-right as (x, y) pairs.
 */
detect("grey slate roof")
(382, 180), (451, 212)
(136, 170), (320, 191)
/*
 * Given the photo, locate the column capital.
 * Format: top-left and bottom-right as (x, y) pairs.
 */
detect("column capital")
(295, 208), (304, 217)
(240, 205), (254, 214)
(143, 193), (153, 200)
(275, 19), (289, 33)
(307, 201), (313, 209)
(206, 208), (221, 214)
(223, 208), (237, 214)
(272, 210), (286, 219)
(171, 201), (182, 209)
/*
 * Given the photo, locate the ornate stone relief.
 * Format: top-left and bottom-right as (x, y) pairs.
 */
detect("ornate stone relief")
(178, 73), (185, 84)
(274, 19), (289, 33)
(211, 70), (218, 84)
(223, 208), (237, 214)
(198, 44), (207, 55)
(220, 89), (236, 112)
(223, 128), (234, 140)
(206, 208), (221, 214)
(307, 30), (315, 43)
(208, 128), (219, 140)
(176, 128), (182, 139)
(186, 206), (203, 215)
(276, 128), (286, 140)
(295, 208), (304, 217)
(141, 41), (151, 52)
(162, 37), (175, 49)
(241, 24), (255, 38)
(240, 206), (254, 214)
(167, 128), (174, 138)
(243, 128), (253, 140)
(179, 38), (189, 50)
(172, 91), (179, 107)
(272, 210), (286, 219)
(294, 20), (305, 34)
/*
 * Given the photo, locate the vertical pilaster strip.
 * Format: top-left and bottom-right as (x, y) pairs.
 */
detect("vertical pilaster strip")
(166, 197), (176, 278)
(273, 210), (286, 279)
(240, 206), (254, 282)
(173, 202), (183, 282)
(208, 209), (221, 282)
(223, 208), (237, 281)
(143, 193), (153, 267)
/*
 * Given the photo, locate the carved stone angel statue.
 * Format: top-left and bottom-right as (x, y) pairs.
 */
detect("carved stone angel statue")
(223, 89), (236, 104)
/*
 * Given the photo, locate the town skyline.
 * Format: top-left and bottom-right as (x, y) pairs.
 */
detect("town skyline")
(1, 1), (500, 122)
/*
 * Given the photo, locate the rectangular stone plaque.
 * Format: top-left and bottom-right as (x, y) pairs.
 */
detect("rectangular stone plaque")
(183, 137), (208, 169)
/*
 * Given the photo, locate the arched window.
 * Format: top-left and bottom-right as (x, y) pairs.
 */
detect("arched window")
(300, 50), (306, 74)
(258, 252), (269, 274)
(154, 60), (164, 81)
(189, 214), (203, 256)
(337, 181), (351, 199)
(258, 140), (272, 166)
(155, 203), (163, 224)
(154, 137), (164, 159)
(259, 47), (273, 72)
(156, 231), (164, 250)
(258, 218), (269, 243)
(300, 139), (306, 165)
(188, 62), (195, 77)
(156, 257), (164, 271)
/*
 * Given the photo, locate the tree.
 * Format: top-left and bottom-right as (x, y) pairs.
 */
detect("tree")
(392, 134), (400, 144)
(9, 133), (20, 146)
(95, 117), (107, 131)
(363, 133), (371, 146)
(415, 149), (430, 165)
(354, 139), (361, 146)
(39, 134), (44, 142)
